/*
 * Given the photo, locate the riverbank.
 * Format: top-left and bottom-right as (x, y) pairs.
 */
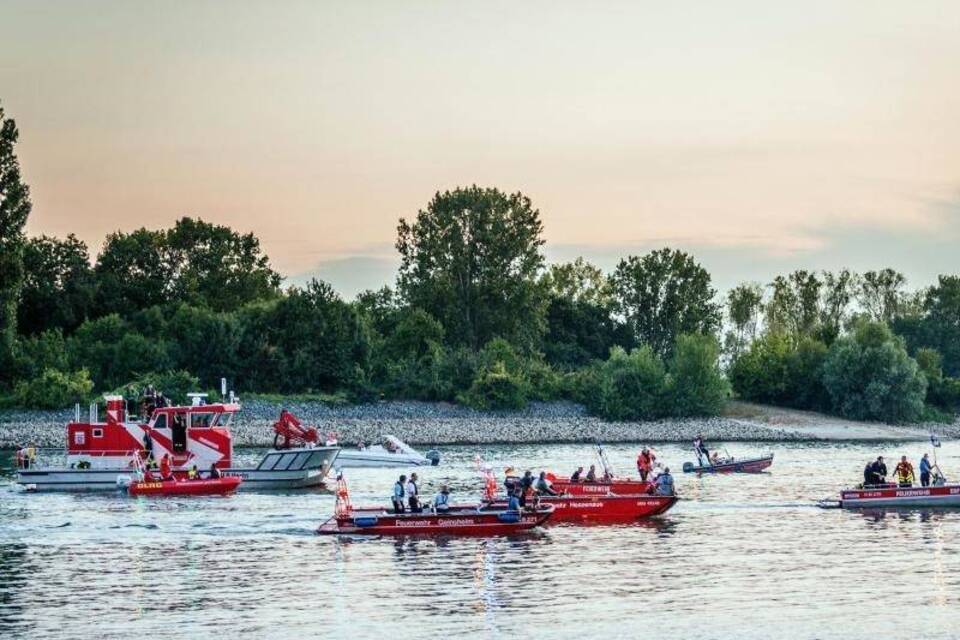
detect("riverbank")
(1, 399), (957, 449)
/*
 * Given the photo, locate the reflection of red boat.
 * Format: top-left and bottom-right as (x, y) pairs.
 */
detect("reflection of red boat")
(127, 476), (242, 497)
(546, 474), (652, 496)
(317, 504), (554, 536)
(486, 493), (676, 523)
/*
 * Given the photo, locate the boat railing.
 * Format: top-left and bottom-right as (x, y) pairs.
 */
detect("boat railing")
(21, 448), (142, 470)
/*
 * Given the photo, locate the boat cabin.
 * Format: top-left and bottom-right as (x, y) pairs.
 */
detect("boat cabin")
(67, 395), (236, 470)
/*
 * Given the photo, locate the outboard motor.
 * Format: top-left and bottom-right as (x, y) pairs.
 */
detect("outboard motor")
(426, 449), (441, 466)
(682, 462), (695, 473)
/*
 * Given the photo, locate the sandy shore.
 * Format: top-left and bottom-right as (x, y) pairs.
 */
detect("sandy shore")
(1, 399), (956, 449)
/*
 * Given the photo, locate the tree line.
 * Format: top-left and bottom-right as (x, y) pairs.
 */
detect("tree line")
(1, 104), (957, 422)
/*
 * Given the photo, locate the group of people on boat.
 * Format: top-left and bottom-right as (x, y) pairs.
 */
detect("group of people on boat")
(862, 453), (941, 488)
(392, 472), (449, 513)
(569, 464), (612, 484)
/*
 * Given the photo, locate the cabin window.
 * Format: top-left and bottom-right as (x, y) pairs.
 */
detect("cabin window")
(273, 453), (299, 471)
(74, 432), (86, 445)
(190, 412), (214, 428)
(305, 451), (332, 470)
(152, 414), (167, 430)
(289, 451), (312, 470)
(92, 428), (103, 438)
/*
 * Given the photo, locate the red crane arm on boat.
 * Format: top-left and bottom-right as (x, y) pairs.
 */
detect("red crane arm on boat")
(272, 410), (319, 449)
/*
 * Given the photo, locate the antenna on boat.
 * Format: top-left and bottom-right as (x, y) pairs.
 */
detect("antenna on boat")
(595, 442), (614, 478)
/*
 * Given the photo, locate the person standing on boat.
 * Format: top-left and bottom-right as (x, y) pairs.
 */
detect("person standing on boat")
(867, 456), (887, 485)
(406, 473), (421, 513)
(142, 430), (154, 462)
(894, 456), (915, 487)
(637, 448), (656, 482)
(159, 453), (173, 481)
(920, 454), (933, 487)
(520, 470), (535, 507)
(392, 474), (406, 513)
(433, 485), (451, 512)
(693, 435), (710, 466)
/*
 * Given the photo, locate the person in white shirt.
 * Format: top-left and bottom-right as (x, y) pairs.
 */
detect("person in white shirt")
(433, 485), (451, 512)
(406, 472), (421, 513)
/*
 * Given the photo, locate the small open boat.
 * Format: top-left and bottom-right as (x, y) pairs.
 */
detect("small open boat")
(484, 493), (676, 523)
(125, 476), (242, 497)
(318, 504), (554, 536)
(682, 453), (773, 474)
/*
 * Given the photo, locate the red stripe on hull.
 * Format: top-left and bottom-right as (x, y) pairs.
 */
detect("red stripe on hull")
(550, 478), (653, 496)
(488, 494), (677, 523)
(127, 476), (242, 497)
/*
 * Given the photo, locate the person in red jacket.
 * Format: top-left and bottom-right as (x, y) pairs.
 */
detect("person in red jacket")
(160, 453), (173, 481)
(636, 448), (656, 482)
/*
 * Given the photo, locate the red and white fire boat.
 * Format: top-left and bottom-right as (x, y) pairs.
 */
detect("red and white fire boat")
(16, 394), (339, 491)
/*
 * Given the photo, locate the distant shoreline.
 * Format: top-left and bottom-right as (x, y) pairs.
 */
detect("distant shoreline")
(1, 399), (956, 450)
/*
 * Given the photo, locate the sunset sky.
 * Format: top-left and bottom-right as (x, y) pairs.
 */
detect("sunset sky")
(3, 1), (958, 297)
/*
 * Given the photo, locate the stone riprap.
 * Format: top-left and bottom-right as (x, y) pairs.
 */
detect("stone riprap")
(0, 399), (798, 449)
(2, 399), (957, 449)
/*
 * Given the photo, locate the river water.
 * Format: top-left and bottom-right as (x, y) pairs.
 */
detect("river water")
(1, 441), (959, 639)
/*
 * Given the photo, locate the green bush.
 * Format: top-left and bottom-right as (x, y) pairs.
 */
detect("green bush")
(666, 334), (729, 417)
(460, 361), (527, 410)
(597, 346), (668, 421)
(822, 321), (926, 423)
(14, 368), (94, 409)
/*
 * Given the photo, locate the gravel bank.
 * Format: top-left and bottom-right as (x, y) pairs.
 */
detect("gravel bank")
(2, 399), (957, 449)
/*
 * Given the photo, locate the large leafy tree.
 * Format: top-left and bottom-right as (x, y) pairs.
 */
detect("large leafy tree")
(396, 186), (546, 352)
(857, 268), (907, 324)
(165, 217), (281, 311)
(0, 104), (32, 384)
(18, 234), (97, 335)
(724, 282), (764, 359)
(765, 270), (822, 336)
(919, 275), (960, 377)
(95, 217), (281, 316)
(610, 248), (720, 359)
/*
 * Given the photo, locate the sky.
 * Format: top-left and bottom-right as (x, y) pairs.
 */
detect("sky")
(2, 1), (958, 298)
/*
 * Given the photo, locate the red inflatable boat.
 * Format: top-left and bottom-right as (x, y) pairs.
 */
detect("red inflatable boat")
(126, 476), (242, 497)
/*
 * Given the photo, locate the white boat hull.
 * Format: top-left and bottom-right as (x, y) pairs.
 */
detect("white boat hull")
(334, 450), (432, 468)
(16, 446), (339, 492)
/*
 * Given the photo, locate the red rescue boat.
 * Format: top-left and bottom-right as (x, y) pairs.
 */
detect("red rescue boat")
(317, 474), (553, 536)
(547, 473), (652, 496)
(485, 493), (676, 523)
(126, 475), (242, 497)
(318, 504), (554, 536)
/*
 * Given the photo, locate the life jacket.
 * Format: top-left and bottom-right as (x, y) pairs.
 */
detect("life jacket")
(895, 462), (914, 482)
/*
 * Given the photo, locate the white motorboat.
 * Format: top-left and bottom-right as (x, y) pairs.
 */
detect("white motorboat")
(334, 435), (440, 468)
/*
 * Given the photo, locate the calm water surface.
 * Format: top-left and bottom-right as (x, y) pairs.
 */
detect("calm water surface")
(2, 442), (959, 639)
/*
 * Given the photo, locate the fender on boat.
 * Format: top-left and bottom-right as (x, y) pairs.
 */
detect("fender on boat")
(353, 516), (379, 527)
(497, 511), (521, 523)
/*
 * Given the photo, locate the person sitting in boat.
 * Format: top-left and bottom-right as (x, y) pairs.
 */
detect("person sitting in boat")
(208, 463), (222, 479)
(433, 485), (451, 512)
(535, 471), (560, 496)
(585, 465), (598, 482)
(637, 448), (656, 482)
(866, 456), (887, 485)
(894, 456), (915, 487)
(710, 451), (721, 466)
(357, 441), (366, 451)
(392, 475), (406, 514)
(159, 454), (173, 481)
(920, 453), (933, 487)
(570, 466), (584, 483)
(652, 468), (675, 496)
(693, 435), (710, 466)
(406, 472), (421, 513)
(187, 465), (199, 480)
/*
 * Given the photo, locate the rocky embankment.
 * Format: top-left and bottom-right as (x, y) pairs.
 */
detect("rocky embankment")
(4, 398), (956, 449)
(0, 400), (810, 449)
